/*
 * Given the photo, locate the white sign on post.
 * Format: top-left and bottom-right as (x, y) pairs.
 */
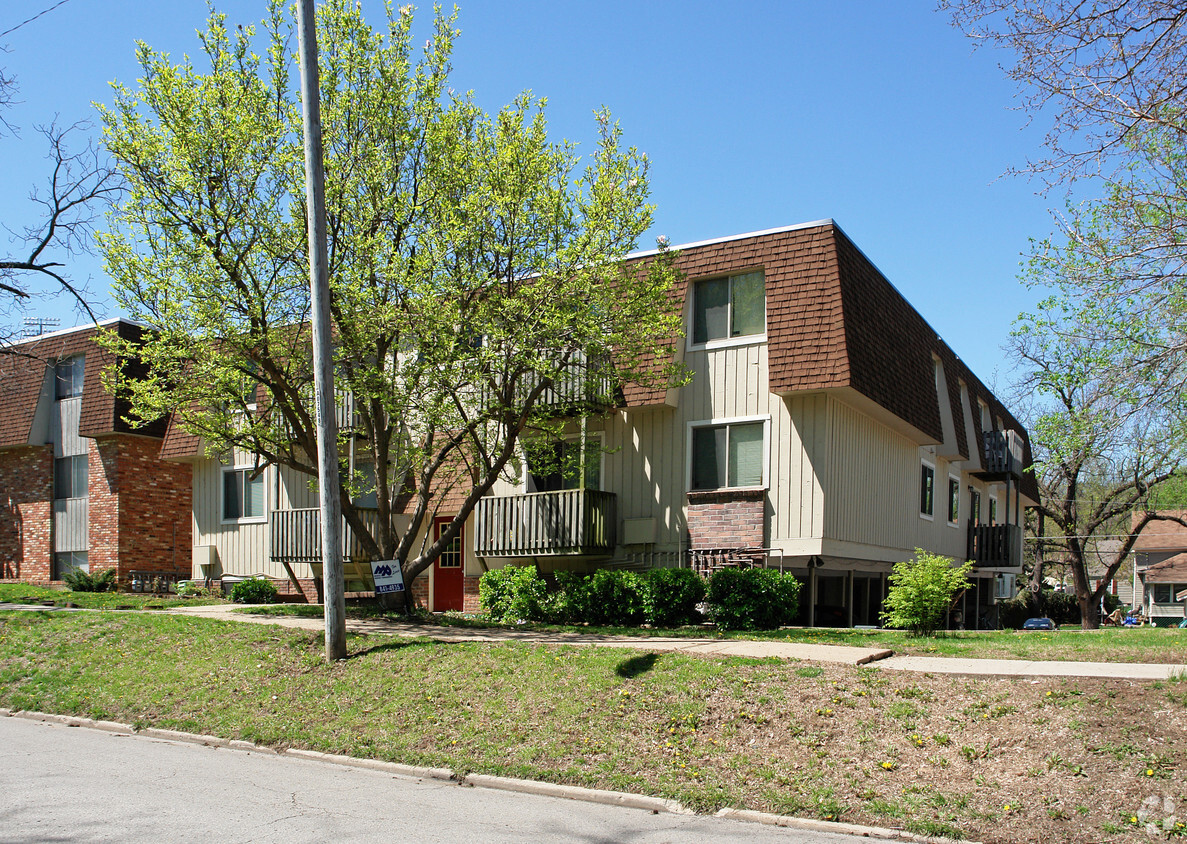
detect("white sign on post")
(370, 559), (406, 595)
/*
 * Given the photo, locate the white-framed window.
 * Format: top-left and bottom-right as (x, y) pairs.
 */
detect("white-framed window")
(222, 466), (267, 523)
(947, 475), (960, 525)
(687, 416), (768, 491)
(988, 495), (998, 526)
(970, 488), (982, 527)
(434, 517), (463, 569)
(523, 435), (603, 493)
(919, 460), (935, 519)
(689, 270), (766, 348)
(55, 355), (84, 400)
(54, 454), (88, 500)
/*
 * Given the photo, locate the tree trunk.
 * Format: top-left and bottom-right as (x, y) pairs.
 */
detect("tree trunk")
(1079, 592), (1100, 629)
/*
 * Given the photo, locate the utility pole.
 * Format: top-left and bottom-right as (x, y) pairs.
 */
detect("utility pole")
(295, 0), (346, 661)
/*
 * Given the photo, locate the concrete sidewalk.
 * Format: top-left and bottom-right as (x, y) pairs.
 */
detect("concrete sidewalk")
(156, 603), (1187, 680)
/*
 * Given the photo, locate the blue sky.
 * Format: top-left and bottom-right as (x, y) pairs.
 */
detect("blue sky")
(1, 0), (1061, 387)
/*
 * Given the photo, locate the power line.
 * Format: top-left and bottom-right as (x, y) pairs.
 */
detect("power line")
(0, 0), (73, 40)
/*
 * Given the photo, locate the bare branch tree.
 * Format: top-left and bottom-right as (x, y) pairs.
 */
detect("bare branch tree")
(0, 66), (121, 345)
(943, 0), (1187, 183)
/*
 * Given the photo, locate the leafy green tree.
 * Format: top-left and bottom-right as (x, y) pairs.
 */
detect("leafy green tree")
(100, 1), (682, 605)
(947, 2), (1187, 626)
(880, 550), (973, 636)
(1011, 304), (1187, 628)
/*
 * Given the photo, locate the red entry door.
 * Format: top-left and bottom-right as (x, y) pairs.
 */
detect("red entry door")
(432, 517), (464, 612)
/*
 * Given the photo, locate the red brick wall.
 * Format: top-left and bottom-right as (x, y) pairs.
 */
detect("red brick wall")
(409, 573), (429, 608)
(0, 445), (53, 582)
(85, 436), (191, 583)
(686, 488), (766, 550)
(463, 574), (481, 612)
(88, 438), (119, 575)
(112, 436), (192, 580)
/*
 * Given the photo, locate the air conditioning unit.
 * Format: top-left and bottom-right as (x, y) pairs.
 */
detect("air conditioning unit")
(994, 573), (1015, 600)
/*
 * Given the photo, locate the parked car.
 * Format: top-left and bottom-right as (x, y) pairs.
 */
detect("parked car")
(1022, 617), (1056, 631)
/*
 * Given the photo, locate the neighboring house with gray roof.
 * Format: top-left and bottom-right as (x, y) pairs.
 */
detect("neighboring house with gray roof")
(164, 220), (1037, 625)
(1132, 512), (1187, 625)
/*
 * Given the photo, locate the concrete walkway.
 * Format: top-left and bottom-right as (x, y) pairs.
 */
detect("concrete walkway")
(154, 603), (1187, 681)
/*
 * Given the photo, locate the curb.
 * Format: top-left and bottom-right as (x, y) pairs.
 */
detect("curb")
(285, 748), (454, 783)
(714, 807), (980, 843)
(463, 772), (689, 815)
(2, 707), (977, 843)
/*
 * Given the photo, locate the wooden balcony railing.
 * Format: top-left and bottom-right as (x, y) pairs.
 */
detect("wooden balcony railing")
(473, 489), (617, 557)
(981, 429), (1023, 477)
(966, 523), (1022, 568)
(481, 354), (618, 417)
(269, 507), (379, 563)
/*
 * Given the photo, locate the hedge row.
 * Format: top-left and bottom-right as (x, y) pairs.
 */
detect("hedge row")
(478, 565), (800, 631)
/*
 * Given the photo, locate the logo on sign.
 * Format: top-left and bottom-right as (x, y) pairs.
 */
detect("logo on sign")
(370, 559), (406, 595)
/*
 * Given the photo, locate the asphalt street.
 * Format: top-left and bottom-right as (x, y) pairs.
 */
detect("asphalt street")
(0, 716), (902, 844)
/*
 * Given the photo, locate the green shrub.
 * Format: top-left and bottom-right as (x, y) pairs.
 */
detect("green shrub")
(548, 570), (592, 623)
(479, 565), (547, 622)
(175, 580), (209, 598)
(229, 576), (278, 604)
(545, 569), (648, 626)
(706, 567), (800, 630)
(62, 568), (117, 593)
(640, 567), (706, 627)
(583, 569), (646, 626)
(880, 549), (972, 635)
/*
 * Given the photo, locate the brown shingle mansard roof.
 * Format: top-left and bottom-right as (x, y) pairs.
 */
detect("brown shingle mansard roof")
(0, 319), (168, 449)
(620, 220), (1037, 500)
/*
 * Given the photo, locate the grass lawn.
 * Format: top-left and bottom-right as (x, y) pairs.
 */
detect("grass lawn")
(240, 602), (1187, 664)
(0, 582), (223, 611)
(1, 610), (1182, 843)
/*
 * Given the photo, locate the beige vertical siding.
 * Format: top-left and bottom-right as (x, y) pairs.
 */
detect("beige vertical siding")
(191, 449), (295, 579)
(771, 393), (827, 542)
(823, 399), (916, 550)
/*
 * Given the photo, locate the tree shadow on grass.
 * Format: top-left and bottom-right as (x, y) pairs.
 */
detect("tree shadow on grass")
(347, 638), (455, 660)
(615, 652), (660, 678)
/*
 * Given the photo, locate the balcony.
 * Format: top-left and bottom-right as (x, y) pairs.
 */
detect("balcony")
(270, 507), (380, 591)
(473, 489), (617, 557)
(979, 429), (1024, 479)
(482, 354), (619, 417)
(966, 523), (1022, 569)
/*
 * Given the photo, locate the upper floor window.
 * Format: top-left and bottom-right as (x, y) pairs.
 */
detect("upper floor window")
(691, 270), (765, 345)
(947, 476), (960, 525)
(970, 489), (982, 527)
(54, 454), (88, 500)
(920, 461), (935, 518)
(989, 496), (998, 526)
(222, 466), (266, 522)
(690, 419), (766, 490)
(525, 437), (601, 492)
(352, 460), (378, 508)
(55, 355), (84, 400)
